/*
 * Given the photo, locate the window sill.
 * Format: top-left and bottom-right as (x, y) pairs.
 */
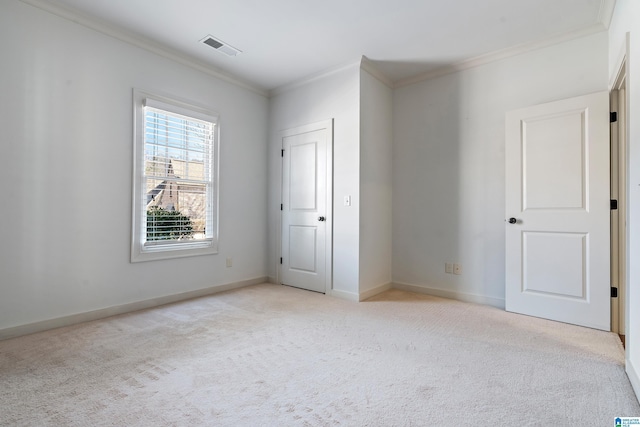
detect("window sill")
(131, 241), (218, 263)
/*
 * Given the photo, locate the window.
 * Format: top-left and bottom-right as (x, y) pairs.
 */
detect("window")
(131, 90), (219, 262)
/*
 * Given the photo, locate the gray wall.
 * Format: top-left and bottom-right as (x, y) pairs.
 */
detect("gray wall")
(359, 69), (393, 295)
(268, 64), (362, 299)
(0, 1), (269, 330)
(392, 32), (609, 307)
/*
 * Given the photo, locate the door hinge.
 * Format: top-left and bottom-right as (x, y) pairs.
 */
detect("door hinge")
(611, 112), (618, 123)
(281, 149), (284, 157)
(280, 257), (283, 264)
(280, 203), (283, 211)
(611, 287), (618, 298)
(611, 199), (618, 210)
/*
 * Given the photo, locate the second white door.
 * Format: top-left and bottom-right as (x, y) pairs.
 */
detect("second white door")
(281, 121), (332, 293)
(505, 91), (610, 330)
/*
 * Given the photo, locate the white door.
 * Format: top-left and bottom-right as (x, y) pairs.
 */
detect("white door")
(505, 92), (610, 330)
(281, 121), (332, 293)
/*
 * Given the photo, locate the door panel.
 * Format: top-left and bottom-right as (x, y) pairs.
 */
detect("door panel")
(281, 121), (332, 293)
(290, 142), (317, 210)
(522, 231), (586, 299)
(523, 111), (585, 210)
(289, 226), (317, 272)
(505, 92), (610, 330)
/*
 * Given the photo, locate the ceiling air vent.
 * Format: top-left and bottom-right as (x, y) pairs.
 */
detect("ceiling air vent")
(200, 35), (242, 57)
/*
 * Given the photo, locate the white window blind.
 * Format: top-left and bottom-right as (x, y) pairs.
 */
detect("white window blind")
(132, 90), (219, 262)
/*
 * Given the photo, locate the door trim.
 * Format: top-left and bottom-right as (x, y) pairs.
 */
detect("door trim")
(278, 119), (333, 294)
(611, 58), (627, 335)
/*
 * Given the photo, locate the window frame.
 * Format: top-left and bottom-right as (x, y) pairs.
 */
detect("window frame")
(131, 89), (220, 262)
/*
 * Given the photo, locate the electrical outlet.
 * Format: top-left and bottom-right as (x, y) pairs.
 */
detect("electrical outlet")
(445, 263), (453, 274)
(453, 263), (462, 275)
(226, 257), (233, 268)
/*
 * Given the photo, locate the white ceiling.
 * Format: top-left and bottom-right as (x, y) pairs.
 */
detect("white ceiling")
(25, 0), (614, 92)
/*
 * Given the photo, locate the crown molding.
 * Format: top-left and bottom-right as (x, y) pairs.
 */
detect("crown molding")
(360, 56), (394, 88)
(268, 56), (393, 98)
(598, 0), (617, 29)
(269, 59), (362, 97)
(20, 0), (616, 96)
(394, 23), (607, 89)
(18, 0), (268, 97)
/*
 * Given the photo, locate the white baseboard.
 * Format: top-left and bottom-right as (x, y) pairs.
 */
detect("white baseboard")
(392, 281), (505, 309)
(359, 282), (392, 301)
(0, 276), (268, 341)
(627, 358), (640, 404)
(267, 276), (277, 284)
(330, 288), (360, 302)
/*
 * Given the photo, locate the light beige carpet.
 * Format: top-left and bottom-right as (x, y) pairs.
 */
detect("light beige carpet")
(1, 283), (638, 426)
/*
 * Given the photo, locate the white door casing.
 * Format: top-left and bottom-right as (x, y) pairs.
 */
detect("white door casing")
(505, 91), (610, 330)
(610, 61), (627, 335)
(280, 120), (333, 293)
